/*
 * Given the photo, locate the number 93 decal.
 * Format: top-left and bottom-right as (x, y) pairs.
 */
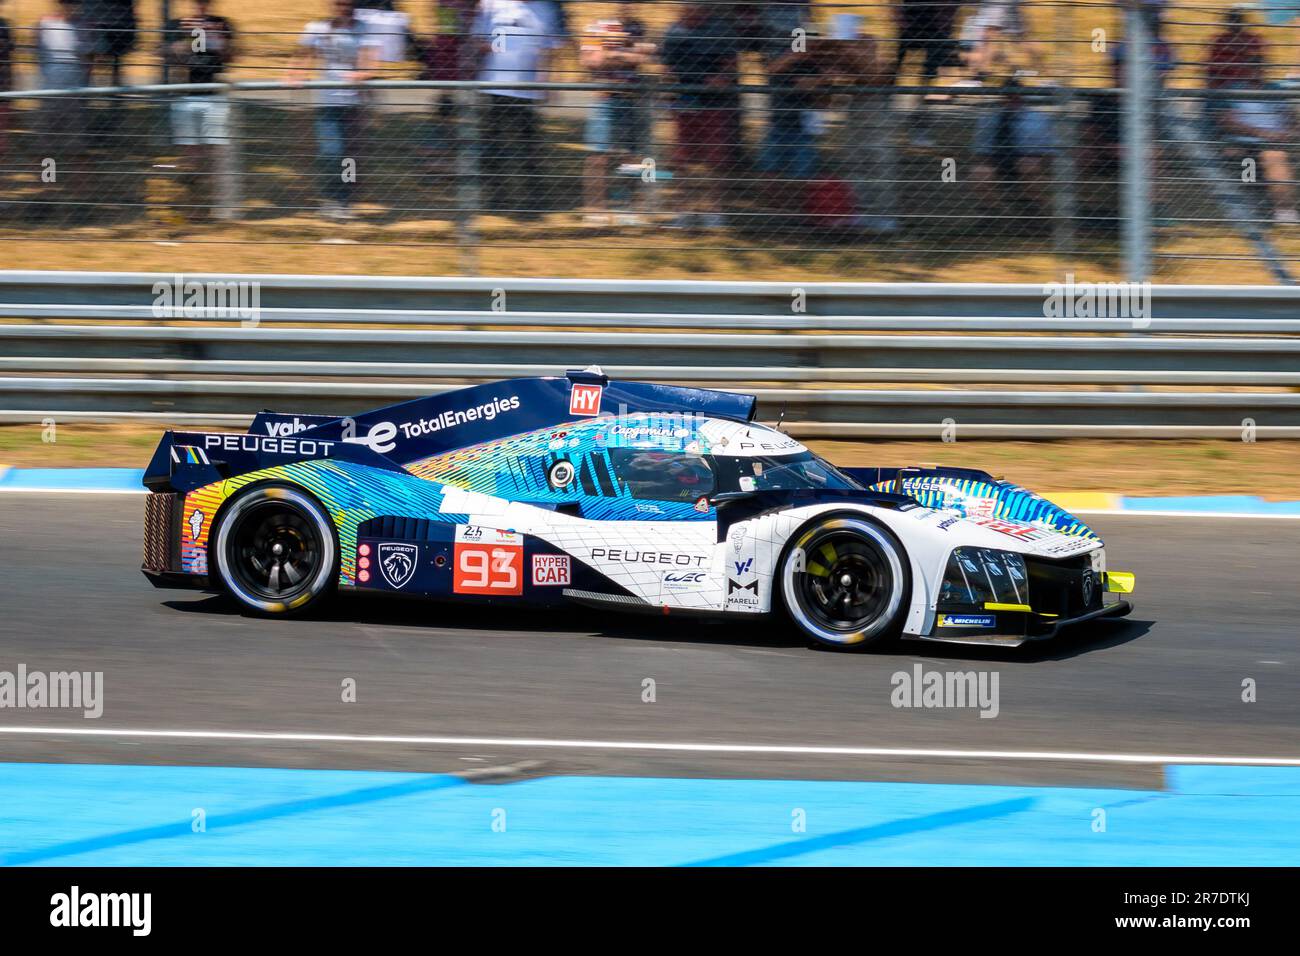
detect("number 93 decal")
(453, 525), (524, 595)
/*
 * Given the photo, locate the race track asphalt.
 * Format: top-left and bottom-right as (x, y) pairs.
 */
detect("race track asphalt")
(1, 495), (1296, 789)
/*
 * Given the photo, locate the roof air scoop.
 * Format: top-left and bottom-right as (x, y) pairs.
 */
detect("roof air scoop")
(566, 365), (609, 386)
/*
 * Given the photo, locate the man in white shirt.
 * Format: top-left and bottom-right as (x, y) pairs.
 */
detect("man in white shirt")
(471, 0), (562, 216)
(355, 3), (409, 64)
(291, 0), (379, 220)
(37, 0), (89, 92)
(37, 0), (90, 160)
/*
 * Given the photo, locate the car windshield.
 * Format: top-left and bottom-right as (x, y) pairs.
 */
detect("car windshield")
(713, 452), (862, 494)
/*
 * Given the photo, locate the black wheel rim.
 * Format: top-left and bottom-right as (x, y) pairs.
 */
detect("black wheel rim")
(796, 530), (893, 633)
(228, 500), (321, 603)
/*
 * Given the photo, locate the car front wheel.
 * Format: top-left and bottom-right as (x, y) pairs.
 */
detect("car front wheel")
(780, 515), (910, 650)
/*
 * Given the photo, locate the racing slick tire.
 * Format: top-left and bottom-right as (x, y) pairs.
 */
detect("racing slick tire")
(211, 483), (338, 617)
(779, 514), (910, 651)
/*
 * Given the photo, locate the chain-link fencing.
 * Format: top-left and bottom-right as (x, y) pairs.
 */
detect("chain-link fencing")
(1, 1), (1300, 281)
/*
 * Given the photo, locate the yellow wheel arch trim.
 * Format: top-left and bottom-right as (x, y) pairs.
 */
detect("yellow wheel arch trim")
(1105, 571), (1136, 594)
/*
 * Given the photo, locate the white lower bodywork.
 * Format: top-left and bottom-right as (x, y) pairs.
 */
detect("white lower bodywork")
(437, 485), (1103, 637)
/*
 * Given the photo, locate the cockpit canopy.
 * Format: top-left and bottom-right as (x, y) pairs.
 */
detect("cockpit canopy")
(611, 448), (860, 501)
(406, 413), (861, 517)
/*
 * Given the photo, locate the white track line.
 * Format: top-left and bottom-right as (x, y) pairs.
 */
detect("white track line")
(0, 726), (1297, 766)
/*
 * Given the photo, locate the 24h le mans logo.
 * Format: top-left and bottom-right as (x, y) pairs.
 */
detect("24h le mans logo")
(378, 543), (418, 589)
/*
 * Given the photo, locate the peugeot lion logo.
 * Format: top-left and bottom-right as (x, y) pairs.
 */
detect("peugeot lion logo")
(378, 543), (418, 589)
(1081, 569), (1096, 607)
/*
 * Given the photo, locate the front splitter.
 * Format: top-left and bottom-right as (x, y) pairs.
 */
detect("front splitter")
(906, 600), (1135, 648)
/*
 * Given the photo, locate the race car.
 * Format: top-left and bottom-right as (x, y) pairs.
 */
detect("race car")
(141, 368), (1134, 650)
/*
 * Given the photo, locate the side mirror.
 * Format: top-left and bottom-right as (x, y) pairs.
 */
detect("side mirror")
(709, 490), (758, 507)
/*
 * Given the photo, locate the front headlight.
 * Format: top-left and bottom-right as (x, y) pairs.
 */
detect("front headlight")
(939, 547), (1028, 607)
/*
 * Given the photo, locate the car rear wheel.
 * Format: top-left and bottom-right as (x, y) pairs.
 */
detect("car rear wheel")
(212, 484), (337, 616)
(780, 515), (909, 650)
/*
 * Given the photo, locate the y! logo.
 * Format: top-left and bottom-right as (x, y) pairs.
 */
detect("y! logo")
(569, 383), (603, 417)
(734, 558), (753, 575)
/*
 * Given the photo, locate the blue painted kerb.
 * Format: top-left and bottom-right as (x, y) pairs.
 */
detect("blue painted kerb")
(0, 763), (1296, 866)
(0, 468), (145, 491)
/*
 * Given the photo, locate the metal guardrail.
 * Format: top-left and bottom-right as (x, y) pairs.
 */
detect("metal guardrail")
(7, 271), (1300, 320)
(1, 272), (1298, 437)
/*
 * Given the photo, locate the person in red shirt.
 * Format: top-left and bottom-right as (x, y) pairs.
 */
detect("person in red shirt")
(413, 0), (476, 154)
(1205, 6), (1296, 224)
(1206, 5), (1266, 90)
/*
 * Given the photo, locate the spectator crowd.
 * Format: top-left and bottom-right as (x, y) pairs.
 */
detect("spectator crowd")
(0, 0), (1297, 228)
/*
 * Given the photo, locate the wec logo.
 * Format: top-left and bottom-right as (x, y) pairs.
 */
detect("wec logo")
(661, 569), (706, 595)
(664, 571), (705, 584)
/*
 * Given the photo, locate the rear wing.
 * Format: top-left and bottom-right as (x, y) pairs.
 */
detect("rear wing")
(142, 428), (402, 493)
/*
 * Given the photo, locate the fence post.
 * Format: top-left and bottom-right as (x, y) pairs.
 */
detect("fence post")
(160, 0), (172, 84)
(1051, 85), (1076, 262)
(455, 87), (481, 276)
(214, 87), (241, 221)
(1050, 0), (1075, 260)
(1122, 2), (1153, 283)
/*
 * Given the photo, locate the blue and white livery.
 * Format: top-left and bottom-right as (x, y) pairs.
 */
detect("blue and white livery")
(141, 368), (1135, 649)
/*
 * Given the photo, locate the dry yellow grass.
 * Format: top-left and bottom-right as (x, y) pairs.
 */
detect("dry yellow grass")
(3, 421), (1298, 498)
(0, 216), (1286, 281)
(809, 437), (1300, 498)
